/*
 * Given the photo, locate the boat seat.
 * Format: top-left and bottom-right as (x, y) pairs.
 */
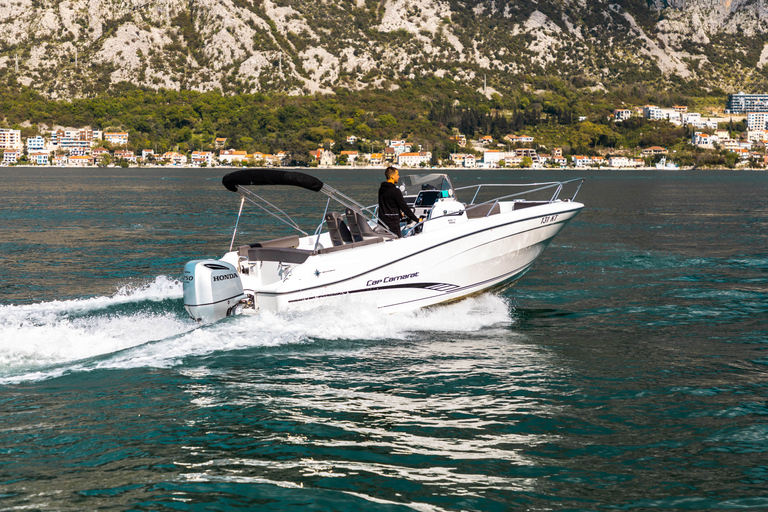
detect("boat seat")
(316, 237), (384, 254)
(325, 212), (354, 246)
(238, 235), (300, 257)
(345, 208), (397, 241)
(465, 203), (501, 218)
(244, 247), (312, 264)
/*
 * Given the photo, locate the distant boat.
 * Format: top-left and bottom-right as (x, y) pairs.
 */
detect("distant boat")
(655, 157), (679, 170)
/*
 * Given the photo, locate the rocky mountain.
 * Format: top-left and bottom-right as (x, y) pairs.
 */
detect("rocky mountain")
(2, 0), (768, 99)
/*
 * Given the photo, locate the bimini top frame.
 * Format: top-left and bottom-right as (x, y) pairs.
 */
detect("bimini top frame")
(222, 169), (390, 250)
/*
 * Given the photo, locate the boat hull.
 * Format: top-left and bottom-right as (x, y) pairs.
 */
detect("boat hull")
(238, 201), (582, 314)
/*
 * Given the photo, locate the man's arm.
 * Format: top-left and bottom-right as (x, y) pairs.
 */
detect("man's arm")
(396, 191), (420, 223)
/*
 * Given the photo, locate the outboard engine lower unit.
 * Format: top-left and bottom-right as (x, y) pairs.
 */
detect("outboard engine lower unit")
(183, 260), (247, 323)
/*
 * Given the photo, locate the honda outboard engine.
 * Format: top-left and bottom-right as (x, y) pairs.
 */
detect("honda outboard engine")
(183, 260), (247, 323)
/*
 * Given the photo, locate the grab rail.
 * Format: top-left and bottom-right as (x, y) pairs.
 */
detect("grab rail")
(402, 178), (584, 237)
(455, 178), (584, 205)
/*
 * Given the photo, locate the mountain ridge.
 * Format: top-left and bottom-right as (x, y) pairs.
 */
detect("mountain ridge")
(2, 0), (768, 99)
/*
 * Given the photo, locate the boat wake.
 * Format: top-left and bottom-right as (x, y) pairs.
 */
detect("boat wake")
(0, 278), (513, 384)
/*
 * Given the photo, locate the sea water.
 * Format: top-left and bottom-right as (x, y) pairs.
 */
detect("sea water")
(1, 167), (767, 511)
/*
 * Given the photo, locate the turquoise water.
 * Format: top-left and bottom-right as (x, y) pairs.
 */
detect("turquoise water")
(1, 167), (767, 510)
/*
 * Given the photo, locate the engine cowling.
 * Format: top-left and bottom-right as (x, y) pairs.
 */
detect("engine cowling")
(183, 260), (247, 323)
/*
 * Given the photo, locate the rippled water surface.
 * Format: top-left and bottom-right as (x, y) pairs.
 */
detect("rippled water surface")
(1, 167), (767, 511)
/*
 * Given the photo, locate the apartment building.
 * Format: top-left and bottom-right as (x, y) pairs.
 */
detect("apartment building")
(0, 128), (22, 150)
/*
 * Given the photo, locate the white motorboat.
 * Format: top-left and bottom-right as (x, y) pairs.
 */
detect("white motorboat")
(183, 170), (585, 323)
(655, 157), (679, 170)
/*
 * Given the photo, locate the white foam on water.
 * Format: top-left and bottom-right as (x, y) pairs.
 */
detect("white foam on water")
(0, 288), (513, 383)
(94, 293), (514, 370)
(0, 276), (190, 380)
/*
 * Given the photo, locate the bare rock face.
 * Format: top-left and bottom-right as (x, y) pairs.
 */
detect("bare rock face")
(1, 0), (766, 98)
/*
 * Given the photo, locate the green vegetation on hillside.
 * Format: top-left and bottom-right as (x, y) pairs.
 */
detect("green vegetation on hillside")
(0, 75), (729, 165)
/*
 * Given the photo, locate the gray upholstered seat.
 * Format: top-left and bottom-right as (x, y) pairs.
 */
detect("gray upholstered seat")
(325, 211), (354, 246)
(345, 208), (396, 241)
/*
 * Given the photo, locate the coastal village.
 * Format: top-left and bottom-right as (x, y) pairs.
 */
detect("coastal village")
(2, 92), (768, 169)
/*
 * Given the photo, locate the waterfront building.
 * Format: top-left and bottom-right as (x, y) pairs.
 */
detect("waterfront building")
(573, 156), (593, 167)
(161, 152), (188, 166)
(516, 148), (538, 159)
(482, 150), (509, 165)
(2, 148), (21, 163)
(115, 150), (137, 163)
(641, 146), (668, 156)
(609, 156), (630, 168)
(92, 148), (109, 159)
(309, 149), (335, 166)
(190, 151), (214, 166)
(504, 155), (524, 167)
(340, 150), (359, 164)
(68, 155), (94, 166)
(450, 153), (476, 167)
(68, 146), (91, 157)
(397, 151), (431, 167)
(26, 136), (46, 152)
(28, 152), (49, 165)
(51, 129), (102, 149)
(726, 92), (768, 114)
(219, 149), (248, 164)
(0, 128), (22, 150)
(609, 157), (643, 168)
(104, 132), (129, 145)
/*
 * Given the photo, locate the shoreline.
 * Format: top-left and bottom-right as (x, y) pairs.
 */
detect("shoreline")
(1, 164), (766, 171)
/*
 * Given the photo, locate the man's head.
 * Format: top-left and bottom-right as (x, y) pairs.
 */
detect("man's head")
(385, 166), (399, 183)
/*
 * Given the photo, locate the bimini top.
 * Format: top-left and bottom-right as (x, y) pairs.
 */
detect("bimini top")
(223, 169), (324, 193)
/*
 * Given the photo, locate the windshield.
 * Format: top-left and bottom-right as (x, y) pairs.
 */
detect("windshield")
(399, 174), (454, 197)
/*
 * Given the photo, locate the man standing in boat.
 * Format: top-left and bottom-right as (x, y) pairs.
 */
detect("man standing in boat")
(378, 166), (420, 237)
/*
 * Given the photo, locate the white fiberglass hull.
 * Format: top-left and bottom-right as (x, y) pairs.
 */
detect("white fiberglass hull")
(229, 200), (582, 314)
